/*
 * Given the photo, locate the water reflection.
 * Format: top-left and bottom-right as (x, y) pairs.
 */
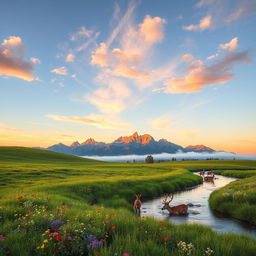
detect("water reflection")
(141, 173), (256, 238)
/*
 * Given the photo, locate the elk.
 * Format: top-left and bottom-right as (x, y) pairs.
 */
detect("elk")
(133, 193), (142, 216)
(199, 170), (205, 176)
(161, 194), (188, 215)
(204, 174), (215, 182)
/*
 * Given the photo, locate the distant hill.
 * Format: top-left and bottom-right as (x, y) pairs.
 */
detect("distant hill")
(44, 132), (216, 156)
(0, 146), (99, 163)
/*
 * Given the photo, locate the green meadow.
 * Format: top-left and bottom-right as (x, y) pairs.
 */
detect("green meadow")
(209, 169), (256, 225)
(0, 146), (256, 256)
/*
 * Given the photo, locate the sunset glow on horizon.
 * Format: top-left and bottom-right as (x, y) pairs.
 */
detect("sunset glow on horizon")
(0, 0), (256, 154)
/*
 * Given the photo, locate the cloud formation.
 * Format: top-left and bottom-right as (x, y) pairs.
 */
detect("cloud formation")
(65, 54), (75, 62)
(0, 36), (35, 81)
(183, 15), (212, 31)
(47, 113), (130, 130)
(165, 50), (251, 94)
(149, 116), (172, 130)
(30, 57), (40, 64)
(70, 26), (93, 41)
(91, 15), (166, 81)
(219, 37), (238, 51)
(86, 77), (131, 114)
(51, 66), (68, 75)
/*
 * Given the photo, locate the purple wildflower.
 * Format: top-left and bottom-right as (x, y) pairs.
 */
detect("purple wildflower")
(0, 235), (4, 241)
(50, 220), (65, 230)
(67, 236), (72, 240)
(87, 240), (103, 249)
(84, 234), (96, 241)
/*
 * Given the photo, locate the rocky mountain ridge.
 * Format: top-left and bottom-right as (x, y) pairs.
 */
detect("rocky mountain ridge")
(45, 132), (215, 156)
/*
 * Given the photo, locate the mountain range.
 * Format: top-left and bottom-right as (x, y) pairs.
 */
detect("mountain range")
(44, 132), (215, 156)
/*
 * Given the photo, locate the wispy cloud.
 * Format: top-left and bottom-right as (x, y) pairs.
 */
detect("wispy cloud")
(91, 14), (166, 83)
(183, 15), (212, 31)
(65, 53), (75, 62)
(219, 37), (238, 51)
(51, 66), (68, 75)
(196, 0), (256, 26)
(164, 50), (251, 94)
(47, 113), (130, 130)
(0, 36), (35, 81)
(69, 26), (93, 41)
(86, 77), (131, 114)
(149, 116), (172, 130)
(30, 57), (40, 64)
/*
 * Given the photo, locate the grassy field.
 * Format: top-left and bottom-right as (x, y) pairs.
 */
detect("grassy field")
(0, 146), (256, 256)
(209, 169), (256, 225)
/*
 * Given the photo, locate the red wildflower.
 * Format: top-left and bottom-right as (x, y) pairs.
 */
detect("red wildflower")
(54, 248), (59, 253)
(164, 237), (169, 241)
(176, 240), (180, 244)
(56, 236), (62, 241)
(111, 225), (116, 229)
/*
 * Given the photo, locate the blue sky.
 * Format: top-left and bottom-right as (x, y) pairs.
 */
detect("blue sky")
(0, 0), (256, 154)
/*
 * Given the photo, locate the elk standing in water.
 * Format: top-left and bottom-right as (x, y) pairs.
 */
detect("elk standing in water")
(161, 194), (188, 215)
(133, 193), (142, 216)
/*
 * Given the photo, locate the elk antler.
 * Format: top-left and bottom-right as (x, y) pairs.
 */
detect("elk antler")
(162, 193), (170, 204)
(168, 193), (174, 204)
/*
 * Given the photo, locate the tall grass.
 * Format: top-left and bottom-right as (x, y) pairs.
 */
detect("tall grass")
(209, 170), (256, 225)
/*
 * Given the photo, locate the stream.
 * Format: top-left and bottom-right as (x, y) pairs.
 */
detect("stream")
(141, 173), (256, 238)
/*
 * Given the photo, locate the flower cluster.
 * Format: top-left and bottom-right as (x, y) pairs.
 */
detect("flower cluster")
(204, 247), (214, 256)
(177, 240), (194, 256)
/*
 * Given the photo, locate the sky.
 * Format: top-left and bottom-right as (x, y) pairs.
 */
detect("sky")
(0, 0), (256, 154)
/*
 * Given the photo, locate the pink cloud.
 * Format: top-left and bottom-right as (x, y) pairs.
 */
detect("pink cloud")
(165, 50), (251, 94)
(183, 15), (213, 31)
(219, 37), (238, 51)
(47, 113), (130, 130)
(0, 36), (35, 81)
(86, 78), (131, 114)
(30, 57), (40, 64)
(91, 14), (166, 82)
(65, 54), (75, 62)
(51, 66), (68, 75)
(139, 15), (166, 43)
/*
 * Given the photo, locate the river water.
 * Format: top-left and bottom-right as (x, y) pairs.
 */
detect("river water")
(141, 173), (256, 238)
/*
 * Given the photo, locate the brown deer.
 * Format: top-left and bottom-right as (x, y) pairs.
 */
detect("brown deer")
(161, 194), (188, 215)
(133, 193), (142, 216)
(204, 174), (215, 182)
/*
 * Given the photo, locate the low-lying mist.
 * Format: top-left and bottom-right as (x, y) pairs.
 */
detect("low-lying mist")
(82, 151), (256, 162)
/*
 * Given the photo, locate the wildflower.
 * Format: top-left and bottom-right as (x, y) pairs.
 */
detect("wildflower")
(43, 239), (48, 243)
(50, 232), (59, 236)
(50, 220), (65, 230)
(164, 237), (169, 241)
(87, 240), (103, 249)
(106, 220), (110, 224)
(54, 248), (59, 253)
(204, 247), (214, 256)
(111, 225), (116, 229)
(67, 236), (72, 240)
(123, 253), (129, 256)
(0, 235), (4, 241)
(56, 236), (62, 241)
(40, 244), (45, 249)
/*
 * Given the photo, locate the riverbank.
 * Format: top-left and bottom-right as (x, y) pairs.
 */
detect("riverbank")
(209, 170), (256, 225)
(1, 147), (256, 255)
